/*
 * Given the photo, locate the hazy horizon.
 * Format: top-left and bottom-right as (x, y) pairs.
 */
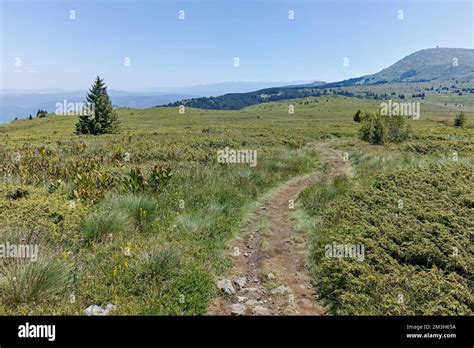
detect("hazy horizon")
(0, 79), (317, 93)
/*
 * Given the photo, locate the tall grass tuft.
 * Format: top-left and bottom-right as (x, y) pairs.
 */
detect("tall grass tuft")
(80, 211), (130, 242)
(0, 255), (70, 305)
(116, 194), (158, 230)
(135, 248), (180, 283)
(175, 214), (214, 234)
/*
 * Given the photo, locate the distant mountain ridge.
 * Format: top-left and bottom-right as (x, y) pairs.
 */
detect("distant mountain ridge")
(0, 92), (196, 124)
(170, 48), (474, 110)
(158, 81), (316, 97)
(0, 81), (314, 123)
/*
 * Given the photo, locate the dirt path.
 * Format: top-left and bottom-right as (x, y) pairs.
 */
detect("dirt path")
(208, 141), (348, 315)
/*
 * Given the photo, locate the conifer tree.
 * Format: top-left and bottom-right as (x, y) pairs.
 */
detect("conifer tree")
(75, 76), (120, 135)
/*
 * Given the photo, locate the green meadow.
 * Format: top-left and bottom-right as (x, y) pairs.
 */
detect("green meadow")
(0, 95), (472, 315)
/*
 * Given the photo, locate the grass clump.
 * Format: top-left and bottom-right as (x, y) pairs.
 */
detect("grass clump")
(135, 248), (180, 283)
(0, 255), (71, 305)
(86, 193), (159, 239)
(115, 194), (158, 231)
(80, 211), (130, 243)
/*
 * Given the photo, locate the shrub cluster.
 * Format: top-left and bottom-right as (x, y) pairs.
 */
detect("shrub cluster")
(359, 111), (411, 144)
(454, 112), (466, 127)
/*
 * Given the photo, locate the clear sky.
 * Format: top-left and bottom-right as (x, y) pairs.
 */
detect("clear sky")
(1, 0), (472, 90)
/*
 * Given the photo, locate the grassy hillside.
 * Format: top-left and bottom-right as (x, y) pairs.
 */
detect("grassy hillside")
(361, 48), (474, 84)
(166, 83), (327, 110)
(1, 95), (472, 315)
(165, 49), (474, 111)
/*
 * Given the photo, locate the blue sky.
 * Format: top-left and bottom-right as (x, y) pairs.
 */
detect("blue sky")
(1, 0), (472, 90)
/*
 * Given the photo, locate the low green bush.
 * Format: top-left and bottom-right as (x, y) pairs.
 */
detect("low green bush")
(300, 162), (473, 315)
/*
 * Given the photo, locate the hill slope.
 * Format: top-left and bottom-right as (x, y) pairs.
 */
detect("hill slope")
(330, 48), (474, 86)
(169, 48), (474, 110)
(167, 82), (327, 110)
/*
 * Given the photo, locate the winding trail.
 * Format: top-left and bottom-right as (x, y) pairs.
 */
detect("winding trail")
(208, 141), (348, 315)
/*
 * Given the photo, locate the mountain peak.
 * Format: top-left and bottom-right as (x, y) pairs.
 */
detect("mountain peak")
(359, 47), (474, 85)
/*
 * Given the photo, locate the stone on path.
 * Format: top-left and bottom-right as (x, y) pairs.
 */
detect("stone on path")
(231, 303), (246, 316)
(253, 306), (270, 315)
(84, 303), (116, 316)
(271, 285), (291, 295)
(217, 279), (235, 295)
(233, 276), (247, 289)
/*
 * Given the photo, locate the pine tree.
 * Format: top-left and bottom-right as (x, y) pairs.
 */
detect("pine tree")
(36, 109), (47, 118)
(75, 76), (120, 135)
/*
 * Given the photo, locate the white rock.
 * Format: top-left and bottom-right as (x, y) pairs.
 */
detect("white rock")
(271, 285), (291, 295)
(245, 299), (262, 306)
(253, 306), (270, 315)
(267, 272), (275, 280)
(241, 287), (259, 293)
(84, 305), (105, 316)
(231, 303), (246, 316)
(217, 279), (235, 295)
(104, 303), (116, 314)
(84, 303), (116, 316)
(233, 276), (247, 289)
